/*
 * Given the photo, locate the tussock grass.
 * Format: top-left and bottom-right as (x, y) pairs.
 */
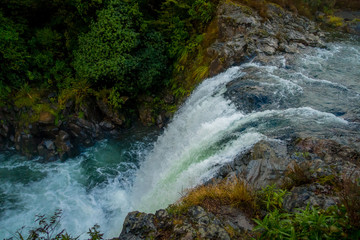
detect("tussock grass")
(172, 178), (256, 214)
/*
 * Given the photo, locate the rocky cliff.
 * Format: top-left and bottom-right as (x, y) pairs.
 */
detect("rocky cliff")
(116, 1), (360, 240)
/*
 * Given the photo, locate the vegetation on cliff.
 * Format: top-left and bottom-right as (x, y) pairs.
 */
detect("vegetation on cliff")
(150, 174), (360, 239)
(1, 0), (359, 113)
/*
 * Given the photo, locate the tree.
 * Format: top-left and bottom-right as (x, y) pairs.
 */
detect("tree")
(74, 0), (168, 96)
(0, 11), (28, 90)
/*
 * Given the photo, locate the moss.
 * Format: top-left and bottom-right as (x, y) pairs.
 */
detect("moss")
(58, 79), (91, 110)
(327, 15), (344, 27)
(225, 0), (253, 15)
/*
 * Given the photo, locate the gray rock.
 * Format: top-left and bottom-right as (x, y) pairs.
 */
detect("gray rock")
(44, 140), (55, 150)
(119, 211), (156, 240)
(283, 185), (338, 212)
(206, 1), (324, 77)
(99, 120), (116, 130)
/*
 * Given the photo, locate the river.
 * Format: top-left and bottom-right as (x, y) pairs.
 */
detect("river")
(0, 36), (359, 238)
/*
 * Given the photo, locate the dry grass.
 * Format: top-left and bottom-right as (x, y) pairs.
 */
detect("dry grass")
(173, 178), (256, 215)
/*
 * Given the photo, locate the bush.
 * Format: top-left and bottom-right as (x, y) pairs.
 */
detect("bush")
(257, 185), (289, 211)
(74, 0), (168, 97)
(0, 11), (28, 88)
(254, 205), (345, 240)
(74, 0), (142, 87)
(6, 209), (104, 240)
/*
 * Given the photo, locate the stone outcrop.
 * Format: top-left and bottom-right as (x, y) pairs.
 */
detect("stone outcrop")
(119, 206), (253, 240)
(117, 136), (360, 239)
(0, 96), (126, 161)
(0, 89), (174, 161)
(206, 1), (325, 77)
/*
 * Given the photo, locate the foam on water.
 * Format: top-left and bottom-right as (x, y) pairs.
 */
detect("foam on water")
(1, 38), (360, 238)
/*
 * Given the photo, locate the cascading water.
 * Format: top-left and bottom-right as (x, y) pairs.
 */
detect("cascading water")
(0, 37), (359, 238)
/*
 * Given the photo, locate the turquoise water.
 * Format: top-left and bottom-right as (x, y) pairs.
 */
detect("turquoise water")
(1, 36), (359, 239)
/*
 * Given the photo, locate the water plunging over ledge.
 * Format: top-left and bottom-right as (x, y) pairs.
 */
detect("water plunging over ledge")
(1, 38), (359, 238)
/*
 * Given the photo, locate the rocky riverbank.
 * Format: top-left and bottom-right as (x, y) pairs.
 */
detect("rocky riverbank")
(0, 0), (327, 162)
(0, 92), (174, 161)
(118, 137), (360, 240)
(116, 1), (360, 239)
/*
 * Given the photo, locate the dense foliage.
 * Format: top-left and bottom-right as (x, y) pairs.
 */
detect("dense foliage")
(0, 0), (219, 108)
(0, 0), (358, 107)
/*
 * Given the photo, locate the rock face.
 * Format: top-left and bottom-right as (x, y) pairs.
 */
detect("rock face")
(119, 206), (251, 240)
(116, 2), (360, 240)
(118, 137), (360, 239)
(0, 96), (126, 161)
(206, 1), (325, 77)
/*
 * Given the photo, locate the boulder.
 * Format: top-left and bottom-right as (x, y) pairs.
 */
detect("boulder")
(55, 130), (76, 161)
(38, 112), (55, 125)
(14, 132), (39, 158)
(206, 1), (325, 77)
(37, 140), (57, 162)
(119, 211), (156, 240)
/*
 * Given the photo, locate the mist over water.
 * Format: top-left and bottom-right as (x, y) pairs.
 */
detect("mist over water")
(1, 37), (359, 238)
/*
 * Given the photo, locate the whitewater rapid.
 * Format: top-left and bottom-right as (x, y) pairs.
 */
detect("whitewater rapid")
(0, 37), (359, 238)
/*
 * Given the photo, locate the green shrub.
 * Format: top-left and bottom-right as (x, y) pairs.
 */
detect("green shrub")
(257, 185), (289, 211)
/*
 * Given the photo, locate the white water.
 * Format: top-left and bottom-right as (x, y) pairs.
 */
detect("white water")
(1, 38), (360, 238)
(129, 67), (264, 212)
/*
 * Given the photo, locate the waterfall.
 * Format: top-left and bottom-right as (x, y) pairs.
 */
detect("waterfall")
(1, 39), (359, 239)
(129, 67), (264, 212)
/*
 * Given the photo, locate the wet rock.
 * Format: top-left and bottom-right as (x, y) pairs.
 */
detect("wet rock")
(77, 118), (95, 130)
(156, 113), (169, 128)
(68, 123), (83, 138)
(58, 130), (70, 142)
(43, 140), (55, 150)
(0, 122), (9, 138)
(225, 80), (272, 113)
(37, 140), (57, 162)
(14, 132), (39, 158)
(138, 105), (153, 126)
(216, 140), (291, 189)
(55, 130), (75, 160)
(100, 120), (115, 131)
